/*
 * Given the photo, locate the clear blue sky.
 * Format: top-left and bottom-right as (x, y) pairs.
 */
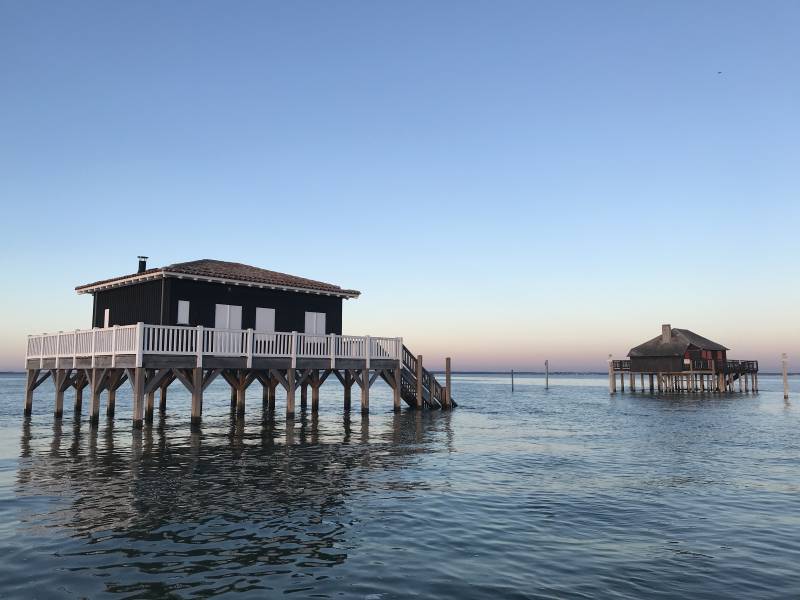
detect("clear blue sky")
(1, 1), (798, 371)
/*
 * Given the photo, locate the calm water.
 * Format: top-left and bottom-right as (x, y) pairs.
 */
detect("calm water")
(1, 372), (799, 599)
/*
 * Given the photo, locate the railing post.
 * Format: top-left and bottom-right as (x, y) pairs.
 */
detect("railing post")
(246, 328), (253, 368)
(291, 331), (297, 369)
(55, 331), (62, 369)
(135, 322), (144, 368)
(91, 328), (97, 368)
(398, 337), (403, 362)
(196, 326), (203, 367)
(365, 335), (371, 369)
(330, 334), (336, 369)
(72, 330), (78, 369)
(112, 324), (118, 367)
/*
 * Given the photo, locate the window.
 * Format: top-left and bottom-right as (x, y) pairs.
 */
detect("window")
(304, 311), (326, 335)
(103, 308), (110, 328)
(177, 300), (190, 325)
(255, 307), (275, 333)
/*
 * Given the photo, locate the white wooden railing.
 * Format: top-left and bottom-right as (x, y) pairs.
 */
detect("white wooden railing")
(26, 324), (402, 368)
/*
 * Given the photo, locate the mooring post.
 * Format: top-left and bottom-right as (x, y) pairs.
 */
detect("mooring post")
(511, 369), (515, 392)
(545, 360), (549, 390)
(782, 353), (789, 400)
(445, 357), (452, 409)
(607, 355), (615, 394)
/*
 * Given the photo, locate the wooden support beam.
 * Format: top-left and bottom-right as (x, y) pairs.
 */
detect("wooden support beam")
(343, 370), (352, 411)
(311, 370), (320, 413)
(73, 370), (88, 415)
(361, 368), (369, 415)
(393, 365), (402, 412)
(132, 367), (145, 429)
(286, 368), (296, 418)
(191, 367), (203, 427)
(89, 368), (109, 427)
(301, 382), (308, 410)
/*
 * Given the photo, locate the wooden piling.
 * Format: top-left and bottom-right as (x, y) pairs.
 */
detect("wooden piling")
(286, 368), (296, 417)
(311, 370), (320, 413)
(445, 357), (452, 409)
(159, 382), (168, 414)
(191, 367), (203, 427)
(145, 390), (155, 424)
(361, 368), (369, 414)
(90, 368), (103, 427)
(545, 360), (549, 390)
(607, 355), (615, 394)
(511, 369), (515, 392)
(782, 353), (789, 399)
(393, 365), (402, 412)
(132, 367), (145, 429)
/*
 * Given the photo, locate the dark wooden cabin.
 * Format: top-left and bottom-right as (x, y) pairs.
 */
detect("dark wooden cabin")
(611, 324), (759, 394)
(76, 258), (360, 335)
(628, 324), (728, 373)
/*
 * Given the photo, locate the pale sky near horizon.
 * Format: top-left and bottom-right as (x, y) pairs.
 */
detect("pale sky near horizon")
(1, 1), (798, 371)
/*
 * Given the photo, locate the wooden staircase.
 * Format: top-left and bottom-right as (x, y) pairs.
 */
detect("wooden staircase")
(381, 345), (456, 409)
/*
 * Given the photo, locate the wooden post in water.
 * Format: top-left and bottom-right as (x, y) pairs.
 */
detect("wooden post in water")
(511, 369), (514, 392)
(545, 360), (549, 390)
(782, 353), (789, 400)
(191, 367), (203, 427)
(607, 355), (615, 394)
(445, 357), (452, 409)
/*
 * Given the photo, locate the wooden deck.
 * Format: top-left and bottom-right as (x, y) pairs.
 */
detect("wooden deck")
(24, 324), (455, 429)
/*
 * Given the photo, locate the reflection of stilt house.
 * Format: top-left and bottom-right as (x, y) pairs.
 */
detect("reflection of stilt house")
(24, 258), (455, 430)
(610, 324), (758, 394)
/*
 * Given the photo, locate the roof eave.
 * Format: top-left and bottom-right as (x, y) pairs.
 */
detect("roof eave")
(76, 271), (360, 299)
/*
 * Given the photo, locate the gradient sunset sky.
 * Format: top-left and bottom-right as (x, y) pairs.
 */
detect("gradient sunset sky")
(1, 1), (798, 371)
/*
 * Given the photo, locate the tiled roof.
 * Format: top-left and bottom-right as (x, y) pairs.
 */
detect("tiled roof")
(628, 328), (728, 357)
(75, 259), (360, 298)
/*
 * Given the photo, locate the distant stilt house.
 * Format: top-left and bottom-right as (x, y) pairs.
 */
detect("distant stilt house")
(25, 258), (454, 430)
(610, 324), (758, 394)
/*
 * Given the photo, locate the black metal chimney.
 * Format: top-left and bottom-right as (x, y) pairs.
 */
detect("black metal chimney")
(137, 256), (148, 273)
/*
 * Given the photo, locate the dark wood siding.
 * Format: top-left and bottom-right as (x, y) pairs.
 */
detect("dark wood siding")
(165, 278), (343, 333)
(92, 280), (164, 327)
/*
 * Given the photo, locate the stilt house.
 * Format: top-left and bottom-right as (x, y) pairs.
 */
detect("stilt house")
(24, 257), (454, 430)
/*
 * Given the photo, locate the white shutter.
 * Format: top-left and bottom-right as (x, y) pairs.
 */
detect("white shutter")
(215, 304), (229, 329)
(229, 305), (242, 330)
(305, 312), (316, 334)
(304, 312), (326, 334)
(177, 300), (190, 324)
(256, 307), (275, 332)
(316, 312), (326, 335)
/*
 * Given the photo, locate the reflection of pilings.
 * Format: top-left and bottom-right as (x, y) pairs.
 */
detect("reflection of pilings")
(20, 418), (32, 459)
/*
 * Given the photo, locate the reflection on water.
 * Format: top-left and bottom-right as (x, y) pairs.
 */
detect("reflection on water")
(12, 408), (453, 597)
(3, 374), (800, 599)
